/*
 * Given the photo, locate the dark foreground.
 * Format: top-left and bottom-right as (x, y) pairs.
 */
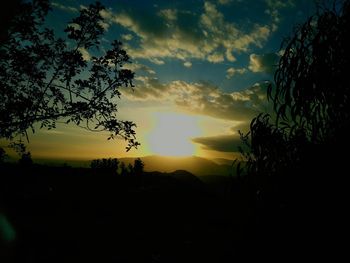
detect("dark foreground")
(1, 163), (345, 262)
(0, 164), (253, 263)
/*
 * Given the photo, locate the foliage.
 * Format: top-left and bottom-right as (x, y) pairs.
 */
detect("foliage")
(0, 0), (139, 151)
(233, 4), (350, 255)
(8, 141), (33, 166)
(240, 0), (350, 187)
(133, 158), (145, 175)
(271, 0), (350, 143)
(90, 158), (119, 171)
(0, 0), (22, 43)
(127, 163), (134, 175)
(0, 147), (7, 164)
(110, 159), (145, 176)
(90, 158), (144, 176)
(119, 162), (128, 176)
(18, 152), (33, 166)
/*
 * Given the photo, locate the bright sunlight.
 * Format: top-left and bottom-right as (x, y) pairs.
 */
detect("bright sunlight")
(148, 112), (201, 157)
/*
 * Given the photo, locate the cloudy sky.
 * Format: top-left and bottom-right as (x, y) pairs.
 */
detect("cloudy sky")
(26, 0), (316, 160)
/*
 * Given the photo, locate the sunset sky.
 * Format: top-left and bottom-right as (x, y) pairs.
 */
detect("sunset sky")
(14, 0), (316, 160)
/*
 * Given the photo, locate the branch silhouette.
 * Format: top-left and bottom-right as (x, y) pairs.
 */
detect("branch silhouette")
(237, 0), (350, 256)
(0, 0), (139, 151)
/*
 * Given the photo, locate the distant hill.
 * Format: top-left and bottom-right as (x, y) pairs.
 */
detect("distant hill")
(33, 158), (91, 167)
(32, 155), (236, 176)
(142, 170), (207, 193)
(118, 155), (233, 176)
(0, 163), (239, 262)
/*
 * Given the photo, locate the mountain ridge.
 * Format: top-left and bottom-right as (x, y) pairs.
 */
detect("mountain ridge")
(33, 155), (235, 176)
(118, 155), (233, 176)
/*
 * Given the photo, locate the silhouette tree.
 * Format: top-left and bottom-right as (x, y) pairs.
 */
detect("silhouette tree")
(127, 163), (134, 175)
(0, 0), (21, 43)
(238, 0), (350, 257)
(241, 0), (350, 185)
(9, 141), (33, 166)
(90, 158), (119, 173)
(0, 148), (7, 164)
(0, 0), (139, 151)
(133, 158), (144, 176)
(119, 162), (128, 176)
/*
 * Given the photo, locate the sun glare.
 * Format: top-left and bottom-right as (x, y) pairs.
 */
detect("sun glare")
(148, 112), (201, 157)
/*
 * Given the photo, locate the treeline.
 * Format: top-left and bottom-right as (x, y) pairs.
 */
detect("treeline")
(90, 157), (144, 176)
(0, 147), (145, 176)
(0, 144), (33, 167)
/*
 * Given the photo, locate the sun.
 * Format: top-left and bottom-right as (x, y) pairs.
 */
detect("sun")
(148, 112), (201, 157)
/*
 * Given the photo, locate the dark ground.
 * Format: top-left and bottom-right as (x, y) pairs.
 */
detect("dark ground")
(0, 164), (257, 263)
(1, 163), (344, 262)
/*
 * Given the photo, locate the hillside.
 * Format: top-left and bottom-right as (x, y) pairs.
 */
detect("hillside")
(0, 163), (241, 263)
(118, 155), (234, 176)
(31, 156), (234, 177)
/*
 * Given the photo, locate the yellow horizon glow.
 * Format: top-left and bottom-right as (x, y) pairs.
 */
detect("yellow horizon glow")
(1, 108), (239, 160)
(147, 112), (201, 157)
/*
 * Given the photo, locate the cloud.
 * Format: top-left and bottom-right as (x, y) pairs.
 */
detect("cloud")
(248, 53), (279, 74)
(149, 58), (165, 65)
(230, 122), (250, 134)
(264, 0), (296, 32)
(124, 63), (156, 75)
(99, 21), (110, 31)
(121, 76), (167, 100)
(184, 61), (192, 68)
(192, 121), (252, 153)
(122, 78), (271, 122)
(226, 67), (247, 79)
(226, 49), (237, 62)
(51, 2), (78, 13)
(178, 82), (269, 122)
(78, 47), (91, 61)
(217, 0), (233, 5)
(192, 134), (242, 152)
(121, 34), (133, 41)
(158, 9), (177, 21)
(41, 130), (65, 135)
(207, 53), (225, 63)
(199, 1), (271, 62)
(52, 4), (111, 30)
(101, 1), (273, 65)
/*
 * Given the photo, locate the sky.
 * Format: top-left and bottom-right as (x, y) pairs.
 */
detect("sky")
(14, 0), (317, 160)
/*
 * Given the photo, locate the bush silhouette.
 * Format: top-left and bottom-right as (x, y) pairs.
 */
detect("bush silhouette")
(90, 158), (119, 174)
(241, 0), (350, 192)
(133, 158), (145, 176)
(0, 148), (7, 164)
(0, 0), (139, 151)
(238, 0), (350, 256)
(119, 162), (128, 176)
